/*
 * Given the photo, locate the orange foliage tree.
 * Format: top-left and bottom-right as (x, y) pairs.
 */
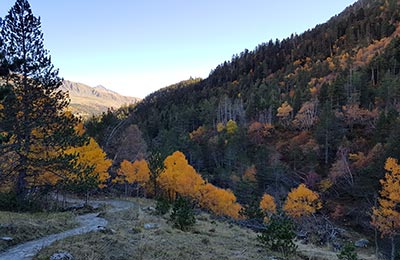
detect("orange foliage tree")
(259, 193), (277, 222)
(198, 183), (242, 219)
(65, 137), (111, 190)
(158, 151), (204, 200)
(371, 157), (400, 260)
(283, 184), (322, 218)
(158, 151), (242, 219)
(277, 101), (293, 127)
(114, 159), (150, 196)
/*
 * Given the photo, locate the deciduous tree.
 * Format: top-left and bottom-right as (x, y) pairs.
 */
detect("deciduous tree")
(259, 193), (277, 222)
(65, 138), (111, 191)
(371, 157), (400, 260)
(283, 183), (322, 218)
(114, 159), (150, 196)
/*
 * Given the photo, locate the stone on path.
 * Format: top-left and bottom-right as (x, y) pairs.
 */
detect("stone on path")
(50, 251), (75, 260)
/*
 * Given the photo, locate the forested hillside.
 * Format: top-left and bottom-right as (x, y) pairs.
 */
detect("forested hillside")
(88, 0), (400, 251)
(1, 0), (400, 258)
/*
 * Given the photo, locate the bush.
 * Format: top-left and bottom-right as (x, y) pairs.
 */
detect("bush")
(155, 196), (171, 215)
(239, 201), (264, 220)
(337, 242), (358, 260)
(170, 197), (196, 231)
(0, 192), (45, 212)
(257, 213), (297, 258)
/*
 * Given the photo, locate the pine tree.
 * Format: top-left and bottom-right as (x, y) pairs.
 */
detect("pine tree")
(0, 0), (85, 199)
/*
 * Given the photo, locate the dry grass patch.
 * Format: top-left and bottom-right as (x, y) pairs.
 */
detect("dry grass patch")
(34, 199), (274, 260)
(0, 211), (77, 251)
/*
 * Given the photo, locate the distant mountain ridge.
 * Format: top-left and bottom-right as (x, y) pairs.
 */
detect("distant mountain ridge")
(60, 80), (140, 118)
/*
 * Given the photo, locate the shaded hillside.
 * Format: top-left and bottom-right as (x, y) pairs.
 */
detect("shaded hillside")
(60, 80), (140, 118)
(90, 0), (399, 243)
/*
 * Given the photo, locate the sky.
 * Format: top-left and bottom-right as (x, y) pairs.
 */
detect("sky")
(0, 0), (357, 98)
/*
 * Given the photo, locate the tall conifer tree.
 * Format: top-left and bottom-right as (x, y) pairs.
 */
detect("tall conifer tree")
(0, 0), (85, 198)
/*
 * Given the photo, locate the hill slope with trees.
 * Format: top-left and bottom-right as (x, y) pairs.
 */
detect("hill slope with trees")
(85, 0), (400, 255)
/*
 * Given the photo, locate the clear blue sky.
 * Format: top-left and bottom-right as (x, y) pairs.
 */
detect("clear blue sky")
(0, 0), (357, 98)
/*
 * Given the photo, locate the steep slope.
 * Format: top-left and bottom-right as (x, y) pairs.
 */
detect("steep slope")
(89, 0), (399, 250)
(60, 80), (140, 118)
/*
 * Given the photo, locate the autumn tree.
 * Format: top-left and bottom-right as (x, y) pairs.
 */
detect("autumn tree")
(259, 193), (277, 222)
(283, 183), (322, 218)
(157, 151), (243, 219)
(0, 0), (84, 199)
(114, 159), (150, 196)
(371, 157), (400, 260)
(158, 151), (204, 200)
(247, 121), (273, 145)
(198, 182), (242, 219)
(292, 101), (319, 130)
(226, 119), (238, 134)
(277, 101), (293, 127)
(64, 138), (111, 200)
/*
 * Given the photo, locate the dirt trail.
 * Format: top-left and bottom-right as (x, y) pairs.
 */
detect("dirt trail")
(0, 199), (133, 260)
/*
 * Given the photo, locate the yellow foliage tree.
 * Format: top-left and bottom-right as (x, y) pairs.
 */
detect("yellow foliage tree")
(216, 122), (225, 132)
(198, 183), (242, 219)
(158, 151), (243, 219)
(115, 160), (136, 184)
(226, 119), (238, 134)
(114, 159), (150, 196)
(371, 157), (400, 260)
(259, 193), (277, 222)
(277, 101), (293, 127)
(65, 137), (111, 189)
(283, 184), (322, 218)
(243, 165), (257, 183)
(158, 151), (204, 200)
(189, 126), (206, 141)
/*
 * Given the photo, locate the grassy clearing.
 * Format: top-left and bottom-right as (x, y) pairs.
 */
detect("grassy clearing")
(34, 199), (273, 260)
(0, 211), (77, 251)
(33, 198), (377, 260)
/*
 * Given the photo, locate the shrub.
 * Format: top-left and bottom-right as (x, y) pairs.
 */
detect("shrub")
(155, 196), (171, 215)
(170, 197), (196, 231)
(257, 213), (297, 258)
(337, 242), (358, 260)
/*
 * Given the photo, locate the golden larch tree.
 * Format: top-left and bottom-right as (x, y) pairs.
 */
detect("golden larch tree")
(158, 151), (243, 219)
(260, 193), (277, 222)
(277, 101), (293, 127)
(114, 159), (150, 196)
(158, 151), (204, 200)
(283, 183), (322, 218)
(65, 137), (111, 188)
(198, 183), (242, 219)
(371, 157), (400, 260)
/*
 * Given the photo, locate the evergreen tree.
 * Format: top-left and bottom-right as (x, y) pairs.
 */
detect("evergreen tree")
(0, 0), (85, 199)
(257, 213), (298, 258)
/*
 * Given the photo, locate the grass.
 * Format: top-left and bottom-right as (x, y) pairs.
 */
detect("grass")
(34, 198), (272, 260)
(0, 210), (77, 251)
(28, 197), (378, 260)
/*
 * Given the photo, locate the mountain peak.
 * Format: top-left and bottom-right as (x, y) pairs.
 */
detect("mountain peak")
(60, 80), (140, 118)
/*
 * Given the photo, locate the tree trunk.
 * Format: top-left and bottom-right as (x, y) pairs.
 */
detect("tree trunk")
(374, 227), (379, 259)
(325, 128), (329, 165)
(85, 191), (89, 206)
(391, 236), (395, 260)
